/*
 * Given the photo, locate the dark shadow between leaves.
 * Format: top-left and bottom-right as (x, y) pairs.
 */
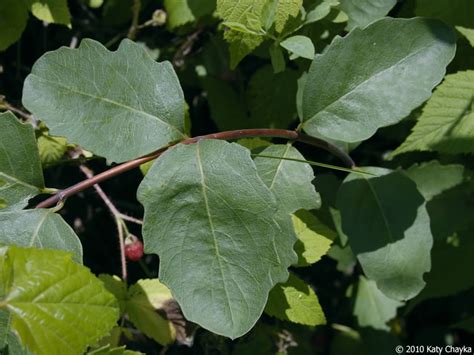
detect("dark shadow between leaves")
(338, 172), (424, 254)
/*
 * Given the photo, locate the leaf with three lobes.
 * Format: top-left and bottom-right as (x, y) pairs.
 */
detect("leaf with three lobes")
(125, 279), (176, 345)
(0, 111), (44, 211)
(393, 71), (474, 155)
(336, 168), (433, 300)
(23, 39), (185, 163)
(302, 18), (456, 143)
(0, 246), (119, 355)
(264, 273), (326, 326)
(138, 140), (295, 338)
(353, 276), (403, 330)
(339, 0), (396, 29)
(0, 209), (83, 263)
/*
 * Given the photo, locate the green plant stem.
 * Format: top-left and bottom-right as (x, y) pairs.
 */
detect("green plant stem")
(35, 128), (355, 209)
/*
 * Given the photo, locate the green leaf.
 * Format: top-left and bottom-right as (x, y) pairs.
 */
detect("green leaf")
(304, 0), (339, 24)
(163, 0), (196, 29)
(99, 275), (127, 314)
(457, 27), (474, 47)
(202, 77), (250, 131)
(29, 0), (71, 26)
(414, 0), (474, 28)
(4, 331), (32, 355)
(216, 0), (267, 68)
(0, 246), (119, 355)
(0, 0), (28, 51)
(272, 0), (303, 33)
(405, 161), (464, 201)
(393, 71), (474, 155)
(37, 130), (68, 168)
(164, 0), (215, 29)
(0, 209), (83, 263)
(264, 273), (326, 326)
(339, 0), (396, 29)
(292, 211), (334, 267)
(269, 44), (286, 73)
(88, 344), (143, 354)
(0, 111), (44, 211)
(280, 35), (315, 59)
(138, 140), (296, 338)
(254, 144), (320, 213)
(411, 234), (474, 305)
(354, 276), (403, 330)
(23, 39), (186, 163)
(327, 244), (357, 273)
(336, 168), (433, 300)
(126, 279), (176, 345)
(246, 66), (299, 128)
(301, 18), (456, 143)
(0, 310), (9, 350)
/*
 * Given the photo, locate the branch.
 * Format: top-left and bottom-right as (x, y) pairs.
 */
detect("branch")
(79, 165), (129, 280)
(36, 129), (355, 209)
(127, 0), (141, 40)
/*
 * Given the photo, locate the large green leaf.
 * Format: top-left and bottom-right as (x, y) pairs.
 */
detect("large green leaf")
(264, 273), (326, 326)
(125, 279), (176, 345)
(339, 0), (396, 29)
(0, 112), (44, 211)
(336, 168), (433, 300)
(301, 18), (456, 143)
(0, 209), (82, 263)
(254, 144), (320, 213)
(138, 140), (296, 338)
(23, 39), (186, 163)
(405, 161), (464, 201)
(354, 276), (403, 330)
(0, 246), (119, 355)
(246, 66), (299, 128)
(393, 71), (474, 155)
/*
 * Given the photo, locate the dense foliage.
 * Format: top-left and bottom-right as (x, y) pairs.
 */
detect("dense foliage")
(0, 0), (473, 354)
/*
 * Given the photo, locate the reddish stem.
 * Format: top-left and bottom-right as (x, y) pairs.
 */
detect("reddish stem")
(36, 129), (354, 209)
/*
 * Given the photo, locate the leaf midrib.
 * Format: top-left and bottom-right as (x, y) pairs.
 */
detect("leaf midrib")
(304, 40), (432, 124)
(195, 143), (236, 328)
(364, 176), (394, 243)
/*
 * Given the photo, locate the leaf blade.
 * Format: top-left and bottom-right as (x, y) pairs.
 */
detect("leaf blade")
(302, 18), (456, 143)
(23, 39), (185, 163)
(138, 140), (295, 338)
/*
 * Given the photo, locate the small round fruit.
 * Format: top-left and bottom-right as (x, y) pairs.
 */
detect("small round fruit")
(124, 235), (144, 261)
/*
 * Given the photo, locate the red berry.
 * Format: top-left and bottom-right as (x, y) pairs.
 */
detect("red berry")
(124, 235), (144, 261)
